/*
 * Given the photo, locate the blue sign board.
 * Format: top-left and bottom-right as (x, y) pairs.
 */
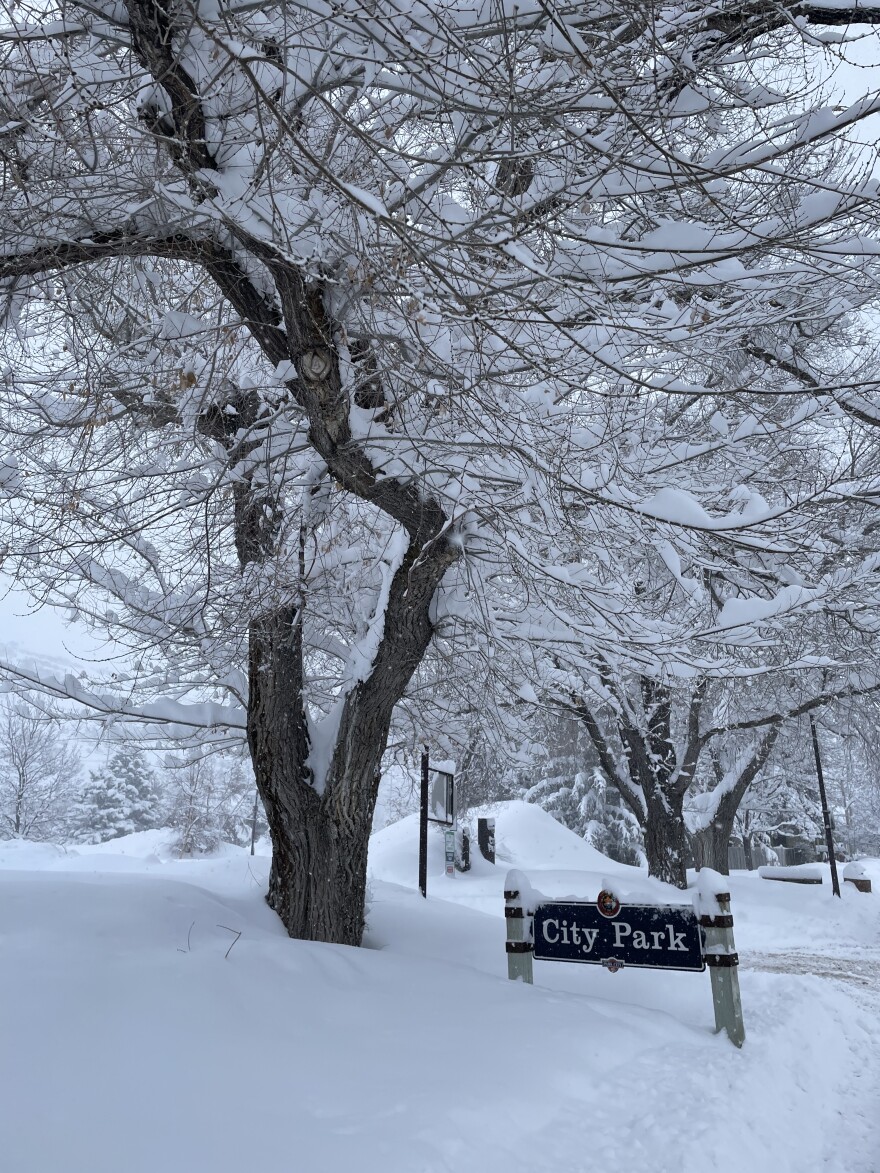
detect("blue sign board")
(533, 897), (705, 973)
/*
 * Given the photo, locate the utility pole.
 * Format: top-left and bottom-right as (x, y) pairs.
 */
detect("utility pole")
(809, 716), (841, 898)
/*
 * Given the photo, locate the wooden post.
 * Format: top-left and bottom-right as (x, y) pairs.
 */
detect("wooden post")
(504, 882), (534, 984)
(419, 749), (429, 899)
(701, 891), (745, 1047)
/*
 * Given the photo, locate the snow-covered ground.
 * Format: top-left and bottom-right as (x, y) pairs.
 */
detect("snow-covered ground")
(1, 803), (878, 1173)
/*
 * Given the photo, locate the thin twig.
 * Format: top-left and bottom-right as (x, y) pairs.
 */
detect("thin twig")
(217, 924), (242, 959)
(177, 920), (195, 953)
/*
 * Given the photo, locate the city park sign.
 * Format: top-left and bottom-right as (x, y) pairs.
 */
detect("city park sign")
(504, 871), (745, 1046)
(533, 891), (705, 973)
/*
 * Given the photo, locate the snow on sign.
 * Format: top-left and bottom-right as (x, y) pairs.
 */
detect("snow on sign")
(506, 873), (745, 1046)
(533, 894), (705, 973)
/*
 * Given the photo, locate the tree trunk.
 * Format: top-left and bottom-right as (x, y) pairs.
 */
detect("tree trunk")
(246, 521), (455, 944)
(245, 608), (371, 943)
(573, 680), (692, 889)
(742, 832), (754, 871)
(693, 816), (733, 875)
(13, 779), (24, 836)
(697, 727), (781, 875)
(246, 602), (388, 944)
(262, 778), (374, 946)
(689, 830), (708, 871)
(740, 808), (754, 870)
(249, 788), (260, 856)
(643, 787), (688, 888)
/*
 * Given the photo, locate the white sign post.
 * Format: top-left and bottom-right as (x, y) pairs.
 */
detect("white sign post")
(504, 874), (534, 984)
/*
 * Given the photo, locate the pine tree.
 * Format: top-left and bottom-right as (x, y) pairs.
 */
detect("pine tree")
(580, 773), (643, 868)
(524, 715), (642, 865)
(75, 749), (161, 844)
(163, 754), (260, 854)
(524, 715), (584, 829)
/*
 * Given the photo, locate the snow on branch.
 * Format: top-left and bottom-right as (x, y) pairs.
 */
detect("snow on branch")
(0, 658), (245, 739)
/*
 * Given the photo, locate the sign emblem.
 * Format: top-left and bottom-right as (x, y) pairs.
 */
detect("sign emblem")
(597, 890), (621, 918)
(602, 957), (624, 973)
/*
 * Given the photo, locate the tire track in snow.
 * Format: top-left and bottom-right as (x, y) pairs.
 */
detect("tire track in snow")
(741, 948), (880, 1173)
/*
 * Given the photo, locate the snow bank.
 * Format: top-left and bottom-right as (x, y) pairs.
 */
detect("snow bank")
(758, 863), (824, 883)
(0, 815), (877, 1173)
(0, 828), (264, 873)
(483, 799), (633, 871)
(843, 861), (867, 880)
(369, 800), (683, 914)
(368, 799), (635, 886)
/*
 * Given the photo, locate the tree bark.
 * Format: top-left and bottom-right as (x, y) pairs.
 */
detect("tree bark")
(13, 782), (23, 836)
(241, 473), (455, 942)
(642, 785), (689, 888)
(248, 548), (454, 942)
(693, 814), (735, 876)
(571, 675), (699, 889)
(626, 678), (695, 889)
(742, 822), (755, 871)
(690, 830), (709, 872)
(247, 594), (393, 944)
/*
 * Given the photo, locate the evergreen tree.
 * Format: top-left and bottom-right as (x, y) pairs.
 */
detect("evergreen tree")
(579, 773), (643, 868)
(163, 754), (262, 855)
(75, 749), (161, 844)
(524, 715), (642, 865)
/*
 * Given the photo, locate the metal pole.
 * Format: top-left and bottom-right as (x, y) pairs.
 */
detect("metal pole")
(419, 748), (429, 898)
(809, 716), (841, 898)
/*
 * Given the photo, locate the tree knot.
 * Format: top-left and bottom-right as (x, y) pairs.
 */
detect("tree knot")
(299, 349), (333, 382)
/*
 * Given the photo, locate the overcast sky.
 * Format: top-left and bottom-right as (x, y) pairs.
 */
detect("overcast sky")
(0, 577), (115, 671)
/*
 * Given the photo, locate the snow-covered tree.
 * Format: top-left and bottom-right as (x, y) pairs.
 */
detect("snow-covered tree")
(0, 699), (81, 840)
(519, 713), (640, 864)
(525, 632), (880, 882)
(75, 748), (161, 843)
(688, 725), (783, 871)
(730, 722), (826, 866)
(803, 698), (880, 858)
(164, 753), (262, 854)
(2, 0), (880, 938)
